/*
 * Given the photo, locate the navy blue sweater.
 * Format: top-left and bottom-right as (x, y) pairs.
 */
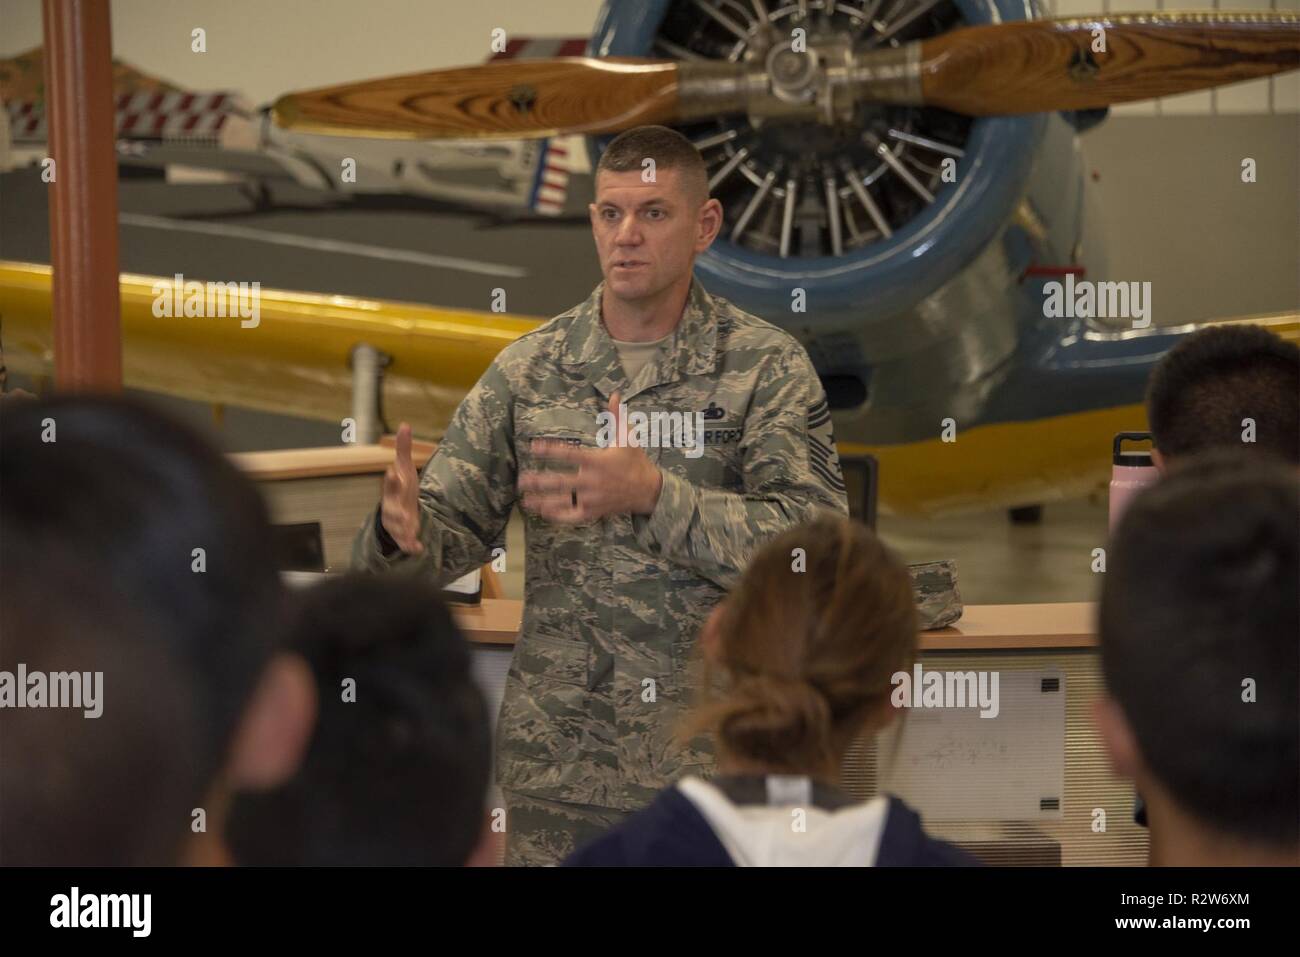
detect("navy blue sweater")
(563, 786), (979, 867)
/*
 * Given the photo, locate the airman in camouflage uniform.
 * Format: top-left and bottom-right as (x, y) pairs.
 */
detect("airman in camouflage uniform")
(354, 274), (850, 863)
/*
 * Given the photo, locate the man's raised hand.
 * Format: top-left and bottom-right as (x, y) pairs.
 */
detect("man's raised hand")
(517, 392), (663, 525)
(381, 423), (425, 555)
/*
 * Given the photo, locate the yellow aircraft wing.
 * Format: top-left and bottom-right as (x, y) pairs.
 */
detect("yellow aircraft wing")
(0, 260), (539, 438)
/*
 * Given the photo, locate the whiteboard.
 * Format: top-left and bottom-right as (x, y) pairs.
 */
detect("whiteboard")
(877, 669), (1066, 821)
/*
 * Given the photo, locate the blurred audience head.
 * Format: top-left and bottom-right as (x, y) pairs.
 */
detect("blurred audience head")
(685, 513), (917, 782)
(1097, 450), (1299, 864)
(0, 395), (314, 865)
(228, 574), (494, 866)
(1146, 324), (1300, 470)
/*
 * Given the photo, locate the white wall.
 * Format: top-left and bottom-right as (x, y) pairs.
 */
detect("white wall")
(1081, 112), (1299, 324)
(1, 0), (605, 106)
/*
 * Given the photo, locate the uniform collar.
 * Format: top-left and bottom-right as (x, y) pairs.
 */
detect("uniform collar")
(560, 274), (721, 400)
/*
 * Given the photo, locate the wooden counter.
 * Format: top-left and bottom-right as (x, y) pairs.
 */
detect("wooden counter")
(452, 599), (1098, 650)
(231, 438), (436, 481)
(451, 599), (522, 645)
(922, 602), (1095, 650)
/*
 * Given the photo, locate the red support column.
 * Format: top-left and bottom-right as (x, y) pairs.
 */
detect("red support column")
(42, 0), (121, 392)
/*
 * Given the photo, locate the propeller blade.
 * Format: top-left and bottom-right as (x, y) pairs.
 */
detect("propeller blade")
(272, 58), (689, 139)
(915, 12), (1300, 115)
(271, 12), (1299, 140)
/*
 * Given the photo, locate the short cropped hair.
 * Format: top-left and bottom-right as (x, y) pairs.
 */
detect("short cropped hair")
(228, 575), (491, 866)
(595, 125), (709, 207)
(1146, 324), (1300, 463)
(0, 395), (284, 865)
(1100, 450), (1299, 848)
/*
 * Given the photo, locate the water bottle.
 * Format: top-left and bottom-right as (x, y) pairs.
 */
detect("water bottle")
(1109, 432), (1158, 534)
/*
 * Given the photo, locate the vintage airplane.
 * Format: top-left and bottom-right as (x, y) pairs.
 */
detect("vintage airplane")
(0, 43), (586, 218)
(3, 0), (1298, 515)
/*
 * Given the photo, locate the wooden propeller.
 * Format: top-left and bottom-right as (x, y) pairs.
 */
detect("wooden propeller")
(917, 12), (1300, 115)
(271, 58), (686, 140)
(271, 12), (1300, 139)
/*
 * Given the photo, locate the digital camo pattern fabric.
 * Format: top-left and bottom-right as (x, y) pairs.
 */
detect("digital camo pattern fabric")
(909, 559), (963, 629)
(500, 789), (630, 867)
(353, 274), (849, 811)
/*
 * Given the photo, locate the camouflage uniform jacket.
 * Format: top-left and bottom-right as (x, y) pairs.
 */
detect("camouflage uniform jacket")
(354, 274), (850, 810)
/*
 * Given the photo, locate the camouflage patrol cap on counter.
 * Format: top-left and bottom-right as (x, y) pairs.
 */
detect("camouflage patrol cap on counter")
(908, 560), (962, 630)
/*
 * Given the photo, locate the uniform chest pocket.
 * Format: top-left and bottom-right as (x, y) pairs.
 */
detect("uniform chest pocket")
(516, 407), (596, 484)
(516, 407), (597, 446)
(659, 437), (743, 493)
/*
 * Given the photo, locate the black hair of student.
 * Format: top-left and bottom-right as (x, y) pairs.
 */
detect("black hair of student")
(1146, 324), (1300, 463)
(227, 574), (491, 866)
(1100, 449), (1299, 848)
(0, 394), (285, 864)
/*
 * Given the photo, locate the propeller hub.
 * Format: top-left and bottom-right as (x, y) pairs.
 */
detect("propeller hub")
(766, 43), (816, 96)
(658, 0), (971, 259)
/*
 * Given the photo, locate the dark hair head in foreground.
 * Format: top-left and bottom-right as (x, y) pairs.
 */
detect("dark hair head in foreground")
(228, 574), (492, 866)
(684, 513), (917, 781)
(1100, 449), (1299, 852)
(0, 394), (290, 865)
(1146, 324), (1300, 465)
